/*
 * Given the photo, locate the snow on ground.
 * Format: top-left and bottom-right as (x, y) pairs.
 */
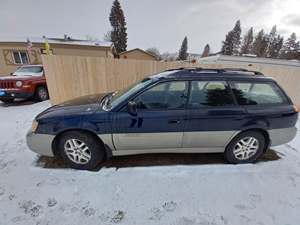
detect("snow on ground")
(1, 101), (300, 225)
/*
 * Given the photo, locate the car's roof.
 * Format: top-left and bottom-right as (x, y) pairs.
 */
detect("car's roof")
(20, 64), (43, 68)
(151, 68), (274, 81)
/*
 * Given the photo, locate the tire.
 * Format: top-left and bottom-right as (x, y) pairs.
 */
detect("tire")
(57, 131), (105, 170)
(1, 99), (14, 104)
(225, 131), (266, 164)
(35, 86), (49, 102)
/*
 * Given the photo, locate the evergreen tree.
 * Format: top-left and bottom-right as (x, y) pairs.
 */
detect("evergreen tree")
(266, 25), (283, 58)
(240, 27), (254, 55)
(280, 33), (299, 60)
(221, 31), (234, 55)
(177, 37), (188, 60)
(109, 0), (128, 54)
(221, 20), (241, 55)
(252, 29), (268, 57)
(201, 44), (210, 57)
(272, 35), (284, 58)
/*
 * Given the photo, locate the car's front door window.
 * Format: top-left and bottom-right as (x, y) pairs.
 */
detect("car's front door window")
(133, 81), (188, 110)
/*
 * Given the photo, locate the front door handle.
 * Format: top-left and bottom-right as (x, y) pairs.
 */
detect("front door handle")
(168, 119), (181, 124)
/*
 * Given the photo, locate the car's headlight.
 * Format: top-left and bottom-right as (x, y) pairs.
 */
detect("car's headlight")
(31, 120), (38, 132)
(16, 81), (23, 87)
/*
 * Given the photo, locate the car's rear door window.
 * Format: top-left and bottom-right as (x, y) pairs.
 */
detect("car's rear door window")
(188, 81), (235, 108)
(232, 82), (286, 105)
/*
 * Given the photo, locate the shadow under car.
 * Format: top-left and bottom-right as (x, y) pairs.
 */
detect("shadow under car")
(34, 149), (281, 171)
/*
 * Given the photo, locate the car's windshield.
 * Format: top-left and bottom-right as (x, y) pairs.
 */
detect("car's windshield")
(103, 77), (154, 110)
(13, 66), (43, 76)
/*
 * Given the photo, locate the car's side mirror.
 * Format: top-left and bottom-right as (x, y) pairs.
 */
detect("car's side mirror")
(127, 101), (137, 116)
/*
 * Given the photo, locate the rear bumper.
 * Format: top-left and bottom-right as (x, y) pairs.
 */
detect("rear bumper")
(26, 130), (55, 157)
(269, 127), (297, 146)
(0, 89), (33, 100)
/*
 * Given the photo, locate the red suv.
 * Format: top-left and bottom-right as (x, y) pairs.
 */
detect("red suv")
(0, 65), (49, 103)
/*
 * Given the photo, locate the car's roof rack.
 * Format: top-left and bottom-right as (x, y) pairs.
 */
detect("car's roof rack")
(221, 68), (264, 75)
(164, 67), (264, 76)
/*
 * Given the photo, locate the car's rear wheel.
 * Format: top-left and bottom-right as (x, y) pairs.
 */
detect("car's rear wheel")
(225, 131), (266, 164)
(35, 86), (49, 102)
(57, 131), (105, 170)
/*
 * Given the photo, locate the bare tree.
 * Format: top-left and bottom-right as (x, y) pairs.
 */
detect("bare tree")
(146, 47), (161, 60)
(103, 31), (112, 42)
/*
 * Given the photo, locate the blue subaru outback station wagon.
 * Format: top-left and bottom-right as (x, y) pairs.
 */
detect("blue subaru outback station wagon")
(26, 68), (298, 170)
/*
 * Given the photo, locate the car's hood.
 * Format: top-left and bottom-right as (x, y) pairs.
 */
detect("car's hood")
(36, 93), (109, 120)
(0, 75), (40, 81)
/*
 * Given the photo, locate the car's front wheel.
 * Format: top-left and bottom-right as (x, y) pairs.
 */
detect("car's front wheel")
(57, 131), (105, 170)
(225, 131), (266, 164)
(35, 86), (49, 102)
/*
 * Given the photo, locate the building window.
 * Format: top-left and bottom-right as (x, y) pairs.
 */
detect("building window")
(40, 49), (54, 55)
(12, 51), (29, 64)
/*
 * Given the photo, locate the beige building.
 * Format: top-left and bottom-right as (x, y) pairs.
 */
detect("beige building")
(0, 37), (116, 75)
(119, 48), (158, 61)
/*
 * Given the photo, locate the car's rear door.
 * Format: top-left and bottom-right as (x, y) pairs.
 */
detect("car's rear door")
(182, 79), (247, 151)
(230, 80), (298, 146)
(113, 80), (188, 151)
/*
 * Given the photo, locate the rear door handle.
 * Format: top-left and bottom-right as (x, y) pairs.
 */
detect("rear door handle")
(168, 119), (181, 124)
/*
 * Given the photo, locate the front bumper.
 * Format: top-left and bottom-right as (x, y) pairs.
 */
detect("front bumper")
(0, 89), (33, 100)
(269, 127), (297, 147)
(26, 130), (55, 157)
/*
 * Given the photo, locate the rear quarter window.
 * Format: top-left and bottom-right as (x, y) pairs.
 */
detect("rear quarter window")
(232, 81), (288, 105)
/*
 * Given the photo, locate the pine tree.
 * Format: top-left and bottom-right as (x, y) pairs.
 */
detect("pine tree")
(177, 37), (188, 61)
(109, 0), (128, 54)
(201, 44), (210, 57)
(266, 25), (283, 58)
(221, 20), (241, 55)
(240, 27), (254, 55)
(272, 35), (284, 58)
(221, 31), (234, 55)
(280, 33), (299, 60)
(252, 29), (268, 57)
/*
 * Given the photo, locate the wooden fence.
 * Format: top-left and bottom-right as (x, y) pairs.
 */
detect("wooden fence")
(42, 55), (198, 104)
(42, 55), (300, 106)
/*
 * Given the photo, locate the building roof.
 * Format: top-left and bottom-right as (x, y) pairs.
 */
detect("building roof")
(198, 55), (300, 68)
(119, 48), (158, 59)
(0, 36), (114, 48)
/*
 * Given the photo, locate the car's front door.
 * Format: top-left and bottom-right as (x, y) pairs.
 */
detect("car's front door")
(182, 80), (247, 151)
(113, 80), (188, 151)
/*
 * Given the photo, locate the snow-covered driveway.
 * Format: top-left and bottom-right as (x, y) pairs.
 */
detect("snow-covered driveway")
(1, 101), (300, 225)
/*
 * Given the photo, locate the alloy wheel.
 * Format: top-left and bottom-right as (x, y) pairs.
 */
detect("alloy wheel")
(38, 88), (48, 101)
(233, 136), (259, 160)
(64, 139), (92, 164)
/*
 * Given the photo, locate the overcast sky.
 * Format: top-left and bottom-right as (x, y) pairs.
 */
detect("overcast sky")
(0, 0), (300, 54)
